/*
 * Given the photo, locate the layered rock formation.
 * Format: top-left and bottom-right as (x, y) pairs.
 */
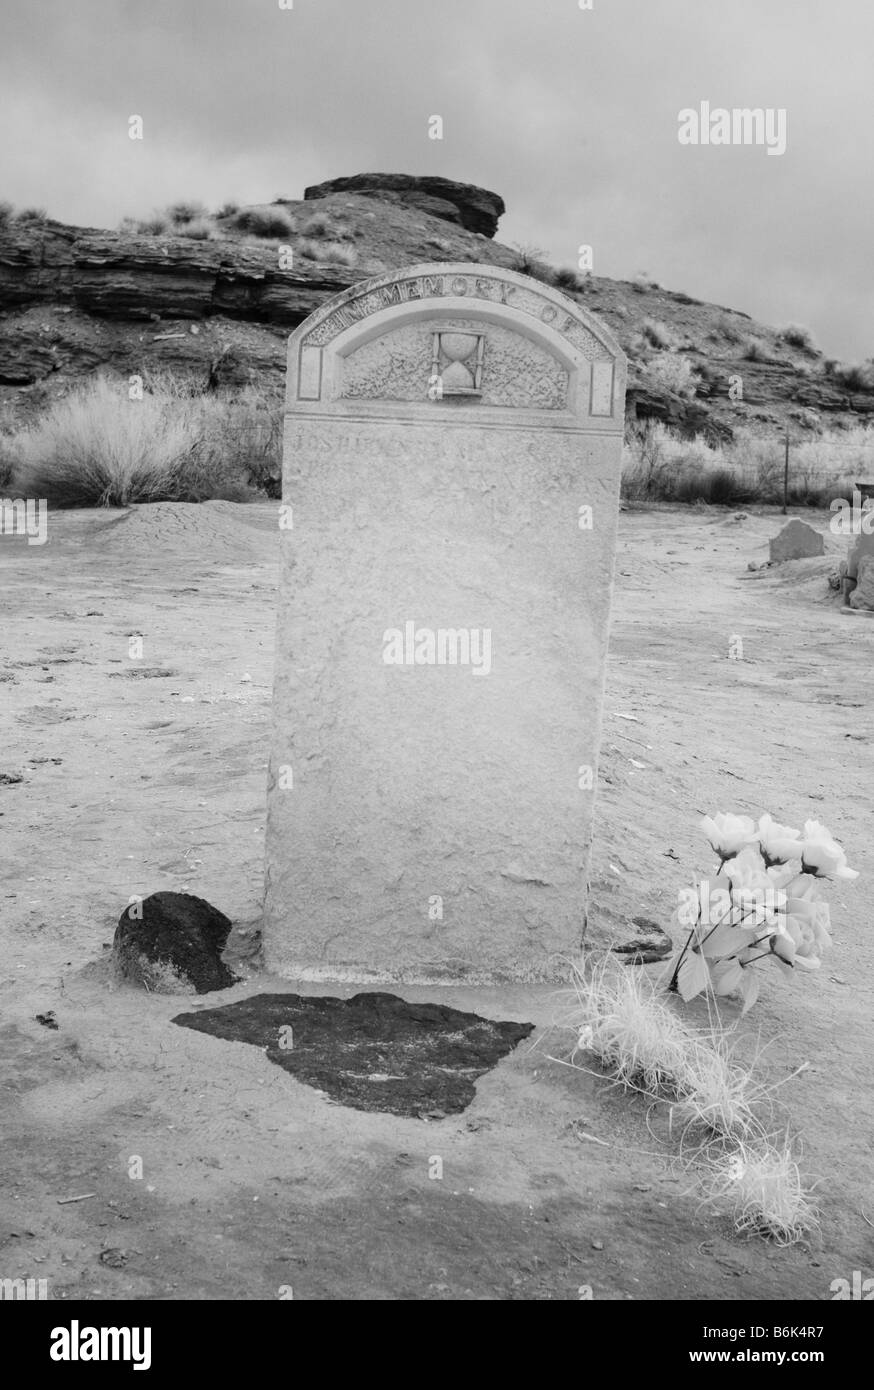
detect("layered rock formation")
(1, 175), (872, 440)
(303, 173), (505, 238)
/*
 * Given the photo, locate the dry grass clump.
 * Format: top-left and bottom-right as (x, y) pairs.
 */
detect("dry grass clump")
(167, 201), (208, 227)
(4, 376), (282, 506)
(299, 211), (336, 239)
(642, 317), (675, 350)
(297, 238), (357, 266)
(127, 215), (170, 237)
(556, 958), (816, 1243)
(14, 207), (48, 225)
(568, 957), (759, 1136)
(511, 243), (558, 287)
(641, 352), (700, 399)
(697, 1138), (818, 1244)
(553, 266), (587, 294)
(176, 217), (215, 241)
(779, 323), (819, 354)
(826, 359), (874, 392)
(232, 207), (295, 239)
(621, 420), (863, 507)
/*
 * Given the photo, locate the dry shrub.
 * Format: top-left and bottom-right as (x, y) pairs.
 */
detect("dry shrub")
(697, 1138), (817, 1244)
(177, 217), (215, 240)
(779, 323), (819, 353)
(297, 238), (357, 266)
(232, 207), (295, 238)
(642, 352), (700, 398)
(642, 317), (675, 350)
(552, 958), (817, 1243)
(7, 377), (267, 507)
(829, 360), (874, 392)
(167, 201), (207, 226)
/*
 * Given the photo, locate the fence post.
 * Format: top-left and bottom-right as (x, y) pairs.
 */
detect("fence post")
(782, 427), (790, 513)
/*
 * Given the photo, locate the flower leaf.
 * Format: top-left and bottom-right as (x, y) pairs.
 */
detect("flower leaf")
(678, 951), (711, 1002)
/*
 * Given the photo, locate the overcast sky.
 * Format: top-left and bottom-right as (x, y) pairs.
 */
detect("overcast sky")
(2, 0), (873, 357)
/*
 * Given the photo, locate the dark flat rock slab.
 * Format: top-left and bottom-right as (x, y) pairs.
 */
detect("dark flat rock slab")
(172, 991), (534, 1117)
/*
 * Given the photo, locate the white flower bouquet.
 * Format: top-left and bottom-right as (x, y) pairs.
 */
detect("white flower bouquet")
(667, 813), (858, 1013)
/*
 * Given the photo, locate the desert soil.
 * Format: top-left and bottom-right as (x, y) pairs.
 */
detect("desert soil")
(1, 501), (871, 1301)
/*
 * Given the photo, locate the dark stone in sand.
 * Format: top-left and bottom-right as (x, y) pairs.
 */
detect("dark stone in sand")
(612, 916), (673, 965)
(172, 991), (534, 1116)
(114, 891), (238, 994)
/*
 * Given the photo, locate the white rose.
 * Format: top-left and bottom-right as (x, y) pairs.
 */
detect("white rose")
(700, 813), (758, 860)
(801, 821), (859, 880)
(757, 813), (803, 866)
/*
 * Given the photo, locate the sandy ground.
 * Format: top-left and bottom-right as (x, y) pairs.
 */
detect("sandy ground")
(1, 501), (871, 1301)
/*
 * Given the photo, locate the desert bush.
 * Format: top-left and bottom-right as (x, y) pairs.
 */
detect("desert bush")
(828, 360), (874, 392)
(6, 377), (264, 507)
(15, 207), (47, 225)
(167, 201), (207, 226)
(177, 218), (215, 241)
(203, 385), (282, 496)
(743, 336), (772, 362)
(622, 421), (674, 499)
(552, 266), (585, 293)
(512, 243), (556, 284)
(217, 201), (239, 218)
(642, 317), (674, 350)
(631, 272), (661, 293)
(779, 322), (818, 353)
(554, 958), (817, 1243)
(0, 201), (14, 228)
(643, 352), (700, 398)
(232, 207), (295, 238)
(622, 421), (868, 507)
(297, 238), (357, 266)
(299, 211), (335, 239)
(133, 215), (170, 236)
(720, 318), (744, 345)
(673, 466), (749, 506)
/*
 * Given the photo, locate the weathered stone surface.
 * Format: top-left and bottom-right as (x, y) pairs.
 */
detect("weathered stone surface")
(304, 174), (506, 237)
(849, 554), (874, 609)
(265, 263), (627, 983)
(769, 518), (825, 563)
(113, 891), (238, 994)
(611, 916), (674, 964)
(846, 524), (874, 579)
(0, 226), (353, 328)
(172, 991), (534, 1116)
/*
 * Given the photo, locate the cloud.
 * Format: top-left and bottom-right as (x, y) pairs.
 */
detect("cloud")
(1, 0), (872, 355)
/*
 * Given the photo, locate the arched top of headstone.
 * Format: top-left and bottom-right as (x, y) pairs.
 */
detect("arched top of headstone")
(287, 262), (627, 427)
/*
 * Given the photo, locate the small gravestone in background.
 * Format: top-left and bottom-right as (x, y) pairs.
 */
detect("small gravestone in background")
(769, 518), (825, 563)
(849, 555), (874, 610)
(264, 263), (627, 983)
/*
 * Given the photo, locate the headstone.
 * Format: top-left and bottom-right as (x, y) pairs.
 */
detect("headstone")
(264, 263), (627, 983)
(769, 518), (825, 563)
(846, 525), (874, 580)
(849, 554), (874, 609)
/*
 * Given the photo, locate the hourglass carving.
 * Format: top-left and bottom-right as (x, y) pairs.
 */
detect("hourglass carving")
(431, 331), (485, 397)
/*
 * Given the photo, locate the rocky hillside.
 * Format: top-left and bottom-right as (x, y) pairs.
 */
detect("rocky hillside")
(2, 173), (873, 439)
